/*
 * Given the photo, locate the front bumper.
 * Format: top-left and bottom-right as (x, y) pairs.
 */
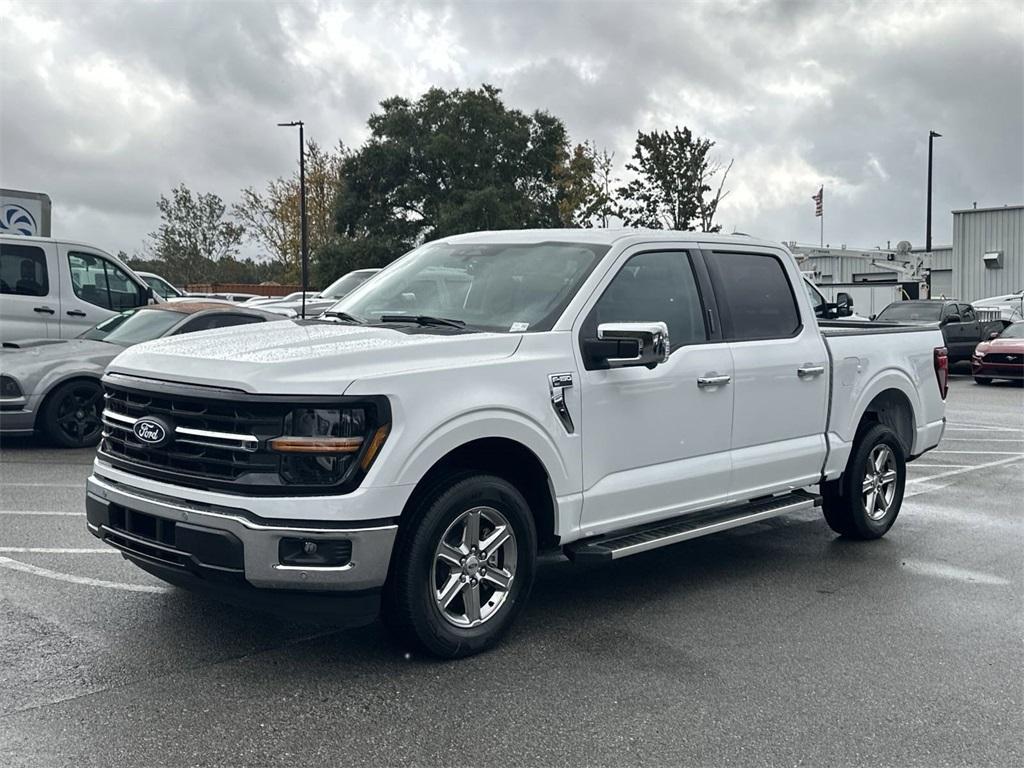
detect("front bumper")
(86, 471), (398, 596)
(972, 358), (1024, 380)
(0, 394), (37, 434)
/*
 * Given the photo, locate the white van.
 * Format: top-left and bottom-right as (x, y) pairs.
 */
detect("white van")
(0, 234), (155, 342)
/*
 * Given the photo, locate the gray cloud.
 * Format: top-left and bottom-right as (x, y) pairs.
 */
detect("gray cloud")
(1, 0), (1020, 259)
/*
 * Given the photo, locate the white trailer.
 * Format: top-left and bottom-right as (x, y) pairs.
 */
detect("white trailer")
(0, 189), (52, 237)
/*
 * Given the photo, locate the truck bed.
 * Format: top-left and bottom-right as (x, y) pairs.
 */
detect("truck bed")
(819, 320), (933, 337)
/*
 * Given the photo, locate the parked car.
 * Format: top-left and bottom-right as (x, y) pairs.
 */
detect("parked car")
(873, 299), (1004, 364)
(258, 269), (380, 317)
(243, 291), (317, 306)
(0, 302), (283, 447)
(972, 322), (1024, 384)
(0, 234), (155, 342)
(170, 292), (267, 303)
(136, 271), (186, 300)
(86, 230), (946, 658)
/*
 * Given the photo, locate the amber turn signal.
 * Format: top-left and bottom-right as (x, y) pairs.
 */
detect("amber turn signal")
(269, 436), (364, 454)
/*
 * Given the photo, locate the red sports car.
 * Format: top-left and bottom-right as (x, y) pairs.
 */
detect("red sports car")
(972, 322), (1024, 384)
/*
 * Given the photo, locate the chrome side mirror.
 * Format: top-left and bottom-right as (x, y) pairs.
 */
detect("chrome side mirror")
(596, 322), (670, 368)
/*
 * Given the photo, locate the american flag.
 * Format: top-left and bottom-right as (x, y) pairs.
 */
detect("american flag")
(812, 186), (823, 217)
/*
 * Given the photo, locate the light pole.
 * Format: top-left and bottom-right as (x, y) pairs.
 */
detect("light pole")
(926, 130), (941, 254)
(278, 120), (308, 318)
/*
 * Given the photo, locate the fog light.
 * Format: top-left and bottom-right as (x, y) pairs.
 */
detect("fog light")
(278, 537), (352, 567)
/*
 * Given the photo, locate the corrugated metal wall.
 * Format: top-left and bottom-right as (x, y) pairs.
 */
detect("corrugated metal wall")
(953, 206), (1024, 302)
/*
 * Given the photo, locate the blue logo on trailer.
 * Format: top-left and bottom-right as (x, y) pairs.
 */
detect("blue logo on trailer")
(0, 204), (38, 236)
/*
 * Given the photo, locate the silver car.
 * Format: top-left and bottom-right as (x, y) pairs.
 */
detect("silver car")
(0, 302), (283, 447)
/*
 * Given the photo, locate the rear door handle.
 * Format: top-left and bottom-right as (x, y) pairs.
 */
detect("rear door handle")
(697, 375), (731, 388)
(33, 306), (55, 314)
(797, 364), (826, 378)
(66, 310), (87, 317)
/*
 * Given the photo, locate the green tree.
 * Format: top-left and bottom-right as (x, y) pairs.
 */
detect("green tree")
(233, 140), (346, 281)
(147, 185), (245, 283)
(555, 141), (619, 228)
(318, 84), (571, 282)
(618, 127), (731, 231)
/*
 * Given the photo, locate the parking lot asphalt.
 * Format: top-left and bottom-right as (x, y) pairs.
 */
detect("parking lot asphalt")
(0, 374), (1021, 768)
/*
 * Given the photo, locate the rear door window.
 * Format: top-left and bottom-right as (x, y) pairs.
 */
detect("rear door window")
(707, 251), (802, 340)
(1, 243), (49, 296)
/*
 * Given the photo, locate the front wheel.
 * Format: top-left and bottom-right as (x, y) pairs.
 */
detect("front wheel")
(974, 377), (992, 385)
(821, 423), (906, 540)
(383, 474), (537, 659)
(39, 380), (104, 448)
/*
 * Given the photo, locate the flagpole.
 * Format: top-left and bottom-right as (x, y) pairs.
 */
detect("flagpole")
(820, 184), (824, 247)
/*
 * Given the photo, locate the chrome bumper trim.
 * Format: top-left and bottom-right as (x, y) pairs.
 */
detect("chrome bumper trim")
(87, 473), (396, 591)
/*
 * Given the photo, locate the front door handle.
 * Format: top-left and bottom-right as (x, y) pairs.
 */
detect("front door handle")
(697, 374), (731, 388)
(797, 364), (826, 378)
(66, 310), (87, 317)
(33, 306), (55, 314)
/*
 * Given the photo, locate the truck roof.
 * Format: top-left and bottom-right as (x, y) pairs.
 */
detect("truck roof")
(441, 228), (781, 250)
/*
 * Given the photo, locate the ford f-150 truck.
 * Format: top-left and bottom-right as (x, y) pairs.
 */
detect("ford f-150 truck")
(86, 230), (948, 658)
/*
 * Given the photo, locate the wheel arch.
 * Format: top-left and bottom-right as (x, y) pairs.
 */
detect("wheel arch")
(854, 385), (916, 457)
(397, 436), (559, 551)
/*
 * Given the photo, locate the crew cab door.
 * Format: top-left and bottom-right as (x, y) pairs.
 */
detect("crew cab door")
(702, 247), (829, 500)
(575, 246), (734, 536)
(0, 238), (59, 341)
(59, 245), (149, 337)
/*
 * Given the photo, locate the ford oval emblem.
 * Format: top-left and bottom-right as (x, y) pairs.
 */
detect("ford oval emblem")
(133, 417), (171, 447)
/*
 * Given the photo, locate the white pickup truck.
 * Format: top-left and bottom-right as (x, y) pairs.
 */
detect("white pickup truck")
(86, 230), (948, 658)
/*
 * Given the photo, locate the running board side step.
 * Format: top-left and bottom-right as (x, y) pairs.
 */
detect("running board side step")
(564, 490), (821, 563)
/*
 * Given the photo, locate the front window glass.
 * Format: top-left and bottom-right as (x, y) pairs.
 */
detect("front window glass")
(876, 302), (943, 322)
(1, 244), (49, 296)
(332, 242), (608, 332)
(803, 279), (827, 318)
(999, 323), (1024, 339)
(69, 252), (145, 310)
(583, 251), (706, 350)
(79, 308), (182, 344)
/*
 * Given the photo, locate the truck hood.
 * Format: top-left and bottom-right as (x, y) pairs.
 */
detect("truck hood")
(107, 320), (522, 395)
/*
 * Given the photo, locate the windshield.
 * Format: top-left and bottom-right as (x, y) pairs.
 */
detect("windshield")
(876, 302), (943, 322)
(330, 241), (608, 332)
(79, 308), (183, 345)
(143, 274), (181, 298)
(320, 272), (375, 300)
(998, 322), (1024, 339)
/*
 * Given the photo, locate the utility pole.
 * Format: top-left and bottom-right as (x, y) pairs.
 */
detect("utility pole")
(278, 121), (308, 318)
(926, 130), (941, 253)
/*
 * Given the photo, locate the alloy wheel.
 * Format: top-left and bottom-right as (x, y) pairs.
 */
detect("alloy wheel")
(56, 385), (103, 444)
(862, 444), (898, 521)
(432, 506), (517, 628)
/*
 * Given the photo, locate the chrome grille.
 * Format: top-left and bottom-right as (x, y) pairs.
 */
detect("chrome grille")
(99, 383), (285, 485)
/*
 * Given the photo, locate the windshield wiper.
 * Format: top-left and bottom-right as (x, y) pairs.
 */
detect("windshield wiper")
(321, 311), (364, 324)
(378, 314), (466, 329)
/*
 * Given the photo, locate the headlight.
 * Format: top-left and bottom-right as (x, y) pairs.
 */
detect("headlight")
(1, 375), (23, 398)
(270, 405), (390, 485)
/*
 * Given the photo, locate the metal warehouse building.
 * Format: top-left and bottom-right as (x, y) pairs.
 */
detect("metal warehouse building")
(791, 203), (1022, 305)
(951, 204), (1023, 302)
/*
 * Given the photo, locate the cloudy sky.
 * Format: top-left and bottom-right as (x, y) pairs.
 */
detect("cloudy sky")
(2, 0), (1022, 259)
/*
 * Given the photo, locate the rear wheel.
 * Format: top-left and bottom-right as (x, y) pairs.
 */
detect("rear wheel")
(383, 473), (537, 659)
(821, 423), (906, 539)
(39, 380), (103, 448)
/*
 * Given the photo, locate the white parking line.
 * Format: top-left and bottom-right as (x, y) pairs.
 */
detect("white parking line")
(900, 559), (1009, 586)
(0, 547), (116, 554)
(0, 557), (171, 593)
(1, 483), (85, 488)
(940, 438), (1024, 442)
(944, 424), (1024, 433)
(0, 511), (85, 517)
(909, 463), (978, 469)
(908, 455), (1024, 485)
(930, 450), (1024, 455)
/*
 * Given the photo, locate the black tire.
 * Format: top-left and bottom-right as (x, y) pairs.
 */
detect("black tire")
(820, 423), (906, 540)
(383, 473), (537, 659)
(38, 380), (104, 448)
(974, 377), (992, 385)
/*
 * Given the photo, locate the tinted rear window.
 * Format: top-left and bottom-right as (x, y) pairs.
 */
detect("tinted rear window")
(708, 251), (801, 340)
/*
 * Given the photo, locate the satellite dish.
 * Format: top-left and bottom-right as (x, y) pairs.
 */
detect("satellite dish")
(896, 240), (912, 255)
